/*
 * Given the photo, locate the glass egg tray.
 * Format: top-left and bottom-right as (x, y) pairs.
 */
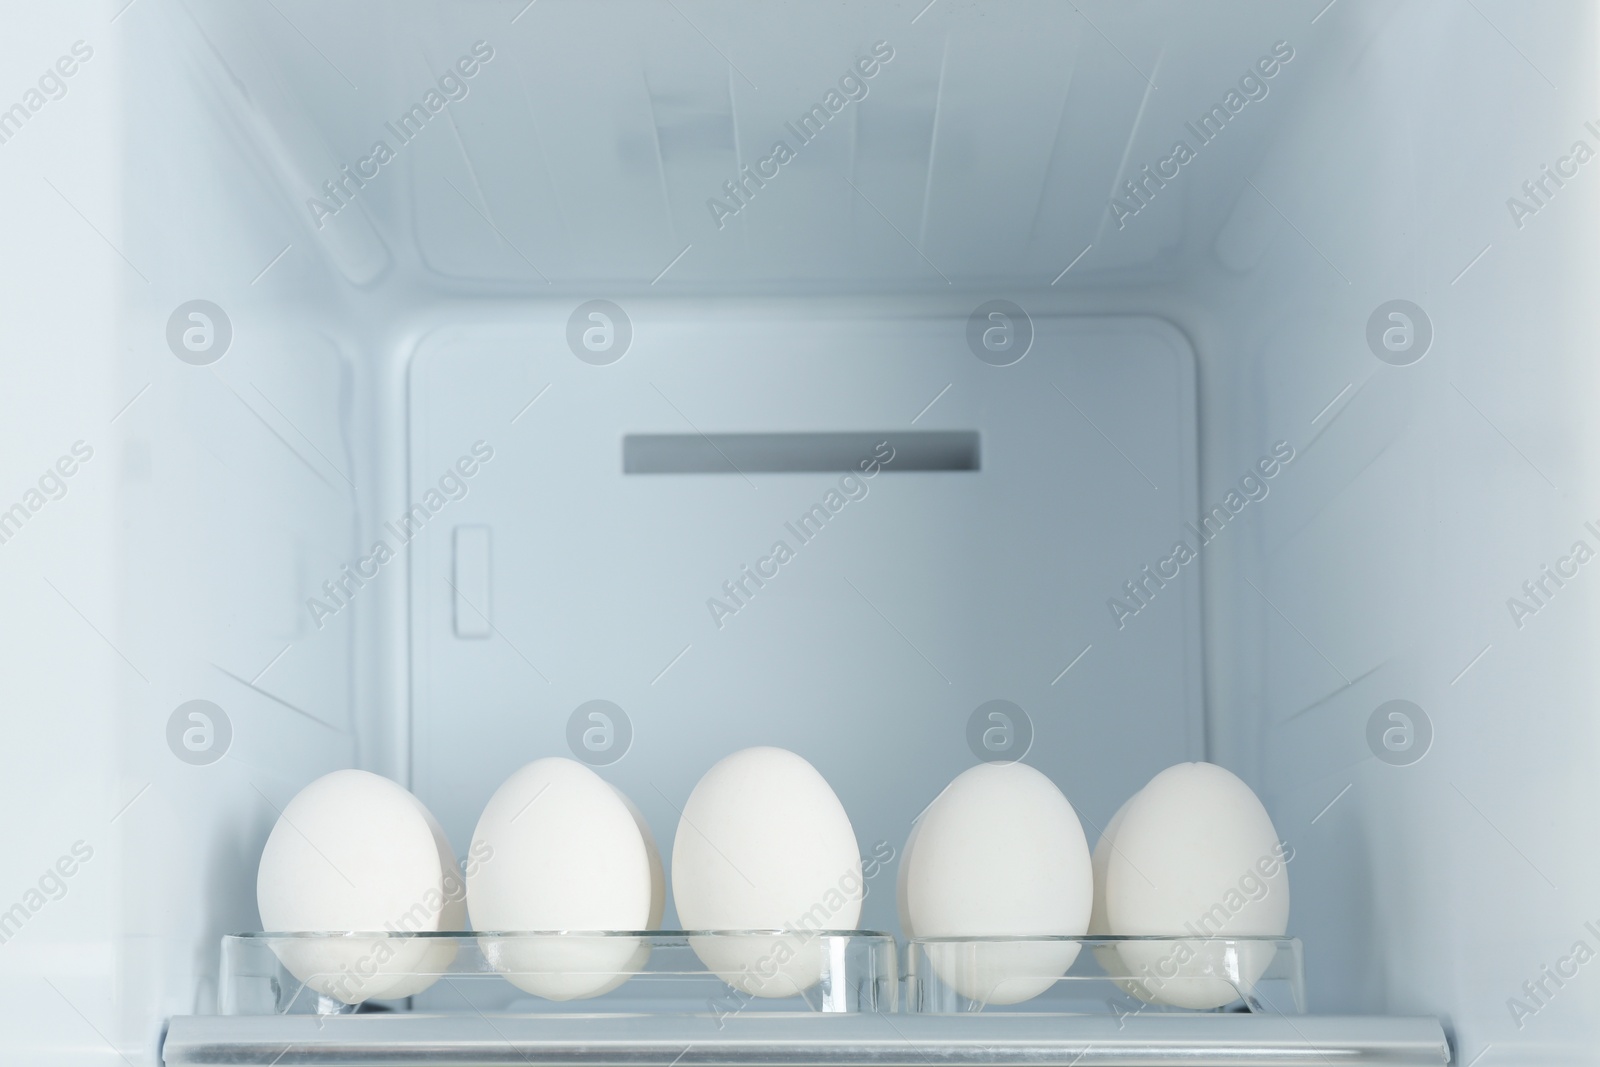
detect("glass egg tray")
(169, 935), (1456, 1067)
(218, 931), (1303, 1016)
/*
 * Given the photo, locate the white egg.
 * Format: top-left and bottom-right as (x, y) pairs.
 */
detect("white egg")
(467, 758), (656, 1000)
(1103, 762), (1290, 1009)
(901, 762), (1093, 1005)
(672, 747), (862, 998)
(256, 770), (461, 1004)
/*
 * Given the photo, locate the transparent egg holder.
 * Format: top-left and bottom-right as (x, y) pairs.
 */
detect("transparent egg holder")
(165, 933), (1456, 1067)
(218, 931), (1303, 1017)
(906, 935), (1304, 1015)
(220, 931), (899, 1016)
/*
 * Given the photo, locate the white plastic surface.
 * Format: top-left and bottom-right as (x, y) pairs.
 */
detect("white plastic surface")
(406, 307), (1204, 952)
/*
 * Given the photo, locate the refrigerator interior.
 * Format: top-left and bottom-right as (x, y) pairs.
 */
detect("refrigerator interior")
(1, 0), (1598, 1063)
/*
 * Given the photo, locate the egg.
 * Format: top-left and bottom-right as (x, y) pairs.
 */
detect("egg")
(467, 758), (657, 1000)
(256, 769), (463, 1004)
(672, 747), (862, 998)
(901, 762), (1093, 1005)
(1102, 762), (1290, 1009)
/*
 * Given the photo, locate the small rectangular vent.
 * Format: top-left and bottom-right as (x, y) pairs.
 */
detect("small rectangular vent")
(622, 432), (980, 474)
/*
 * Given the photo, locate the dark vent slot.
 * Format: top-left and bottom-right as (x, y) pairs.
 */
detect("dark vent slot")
(623, 432), (979, 474)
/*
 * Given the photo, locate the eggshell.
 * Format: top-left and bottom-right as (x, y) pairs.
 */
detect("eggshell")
(901, 762), (1093, 1005)
(256, 770), (460, 1003)
(672, 747), (862, 998)
(1103, 762), (1290, 1009)
(468, 758), (655, 1000)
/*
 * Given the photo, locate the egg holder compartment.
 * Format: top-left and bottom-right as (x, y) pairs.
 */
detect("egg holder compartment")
(220, 930), (897, 1016)
(906, 935), (1304, 1015)
(220, 931), (1301, 1019)
(177, 933), (1458, 1067)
